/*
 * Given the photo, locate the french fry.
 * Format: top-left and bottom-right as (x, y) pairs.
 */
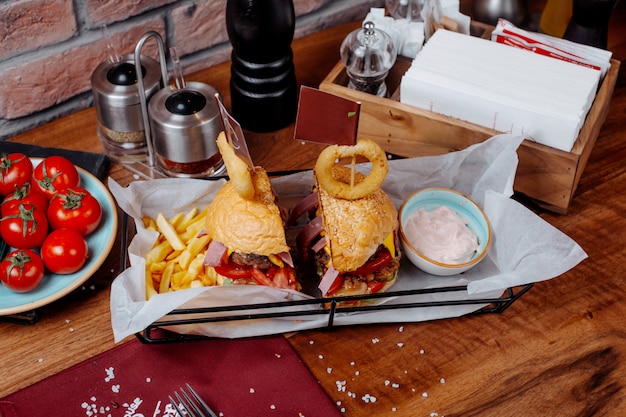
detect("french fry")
(178, 234), (211, 270)
(159, 261), (175, 293)
(143, 207), (217, 297)
(145, 240), (174, 265)
(143, 216), (157, 230)
(168, 211), (185, 230)
(156, 212), (186, 251)
(146, 273), (158, 299)
(176, 207), (199, 233)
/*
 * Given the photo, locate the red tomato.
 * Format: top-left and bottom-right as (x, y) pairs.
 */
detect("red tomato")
(0, 203), (49, 249)
(0, 153), (33, 197)
(325, 273), (343, 296)
(1, 182), (48, 217)
(214, 259), (252, 279)
(47, 187), (102, 235)
(352, 247), (392, 276)
(31, 156), (80, 199)
(41, 228), (88, 274)
(0, 249), (45, 292)
(366, 280), (387, 294)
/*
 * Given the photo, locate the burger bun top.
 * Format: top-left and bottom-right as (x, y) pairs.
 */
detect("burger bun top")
(205, 167), (289, 256)
(316, 165), (398, 272)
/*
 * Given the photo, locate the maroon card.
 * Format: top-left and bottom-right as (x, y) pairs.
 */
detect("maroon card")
(0, 336), (341, 417)
(294, 86), (360, 146)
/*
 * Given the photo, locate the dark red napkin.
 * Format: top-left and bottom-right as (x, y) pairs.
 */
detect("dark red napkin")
(0, 335), (341, 417)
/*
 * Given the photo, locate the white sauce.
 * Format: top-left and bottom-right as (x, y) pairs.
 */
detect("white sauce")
(404, 206), (479, 264)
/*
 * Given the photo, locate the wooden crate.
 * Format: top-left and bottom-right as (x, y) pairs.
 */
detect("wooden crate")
(319, 28), (620, 214)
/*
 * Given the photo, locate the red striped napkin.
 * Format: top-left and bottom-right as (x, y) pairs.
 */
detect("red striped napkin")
(0, 335), (340, 417)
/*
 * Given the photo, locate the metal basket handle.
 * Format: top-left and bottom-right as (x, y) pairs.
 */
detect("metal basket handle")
(134, 31), (168, 167)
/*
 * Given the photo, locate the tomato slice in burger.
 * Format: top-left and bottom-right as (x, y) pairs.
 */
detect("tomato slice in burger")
(353, 248), (392, 276)
(367, 280), (387, 294)
(325, 273), (343, 296)
(214, 261), (252, 279)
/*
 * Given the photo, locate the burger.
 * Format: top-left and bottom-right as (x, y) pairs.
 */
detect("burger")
(202, 132), (298, 290)
(290, 138), (400, 302)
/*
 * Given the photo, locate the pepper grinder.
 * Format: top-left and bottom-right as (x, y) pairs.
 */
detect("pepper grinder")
(563, 0), (617, 49)
(226, 0), (297, 132)
(340, 22), (398, 98)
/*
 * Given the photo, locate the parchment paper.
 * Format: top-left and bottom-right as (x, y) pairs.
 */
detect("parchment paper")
(108, 134), (587, 342)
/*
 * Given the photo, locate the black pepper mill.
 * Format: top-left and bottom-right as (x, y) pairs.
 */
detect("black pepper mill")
(563, 0), (617, 49)
(226, 0), (297, 132)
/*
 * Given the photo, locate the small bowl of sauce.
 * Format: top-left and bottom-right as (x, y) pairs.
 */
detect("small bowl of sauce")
(398, 188), (491, 276)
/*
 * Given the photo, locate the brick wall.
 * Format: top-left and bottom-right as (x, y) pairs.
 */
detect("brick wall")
(0, 0), (384, 141)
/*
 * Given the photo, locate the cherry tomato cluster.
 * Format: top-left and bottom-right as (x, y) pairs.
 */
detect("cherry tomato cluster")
(0, 154), (103, 293)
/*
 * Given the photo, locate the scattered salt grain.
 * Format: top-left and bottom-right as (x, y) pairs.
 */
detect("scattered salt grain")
(309, 340), (315, 345)
(37, 358), (43, 363)
(275, 353), (281, 358)
(270, 404), (276, 410)
(111, 385), (120, 393)
(133, 174), (140, 180)
(440, 378), (446, 384)
(397, 343), (404, 348)
(422, 392), (428, 397)
(372, 338), (380, 344)
(420, 349), (425, 354)
(340, 407), (346, 413)
(392, 407), (397, 411)
(336, 380), (347, 392)
(104, 367), (115, 382)
(66, 319), (71, 324)
(361, 394), (377, 403)
(398, 326), (404, 332)
(327, 367), (333, 374)
(354, 370), (360, 376)
(350, 361), (355, 366)
(385, 380), (390, 386)
(146, 377), (151, 382)
(392, 383), (400, 389)
(430, 413), (439, 417)
(318, 354), (324, 359)
(249, 388), (255, 393)
(69, 327), (75, 332)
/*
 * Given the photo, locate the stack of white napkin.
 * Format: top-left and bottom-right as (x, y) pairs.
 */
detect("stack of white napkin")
(400, 28), (603, 152)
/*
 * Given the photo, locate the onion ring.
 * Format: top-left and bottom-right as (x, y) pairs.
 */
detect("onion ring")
(216, 131), (254, 200)
(314, 138), (388, 200)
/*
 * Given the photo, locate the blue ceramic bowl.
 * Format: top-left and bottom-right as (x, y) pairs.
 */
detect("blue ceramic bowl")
(398, 188), (491, 276)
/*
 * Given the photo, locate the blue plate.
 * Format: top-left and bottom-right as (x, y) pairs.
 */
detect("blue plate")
(0, 159), (118, 315)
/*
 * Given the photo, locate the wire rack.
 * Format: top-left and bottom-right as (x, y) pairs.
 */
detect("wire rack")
(123, 213), (533, 343)
(136, 283), (533, 343)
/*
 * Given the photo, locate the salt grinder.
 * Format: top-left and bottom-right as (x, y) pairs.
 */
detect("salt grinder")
(135, 32), (224, 178)
(91, 54), (163, 161)
(340, 22), (397, 97)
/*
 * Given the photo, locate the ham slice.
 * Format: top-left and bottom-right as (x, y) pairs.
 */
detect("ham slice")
(204, 240), (227, 266)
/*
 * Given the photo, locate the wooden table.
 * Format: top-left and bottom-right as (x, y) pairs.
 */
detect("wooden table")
(2, 3), (626, 415)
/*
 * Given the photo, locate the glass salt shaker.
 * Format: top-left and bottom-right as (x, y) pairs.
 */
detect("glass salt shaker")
(340, 21), (397, 97)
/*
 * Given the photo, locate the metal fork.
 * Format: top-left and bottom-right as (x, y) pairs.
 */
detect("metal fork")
(169, 383), (218, 417)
